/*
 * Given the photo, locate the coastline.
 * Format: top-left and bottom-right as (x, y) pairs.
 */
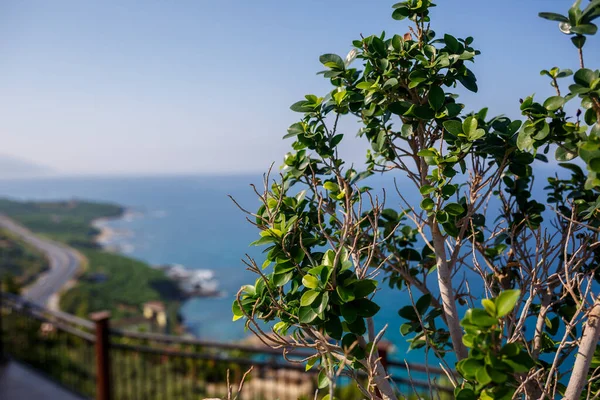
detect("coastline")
(91, 208), (137, 250)
(92, 217), (115, 246)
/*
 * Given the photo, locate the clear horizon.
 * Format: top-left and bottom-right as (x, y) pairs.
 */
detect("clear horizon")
(2, 0), (599, 176)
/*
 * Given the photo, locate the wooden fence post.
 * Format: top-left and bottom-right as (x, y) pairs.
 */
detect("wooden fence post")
(378, 340), (391, 371)
(0, 291), (5, 364)
(90, 311), (111, 400)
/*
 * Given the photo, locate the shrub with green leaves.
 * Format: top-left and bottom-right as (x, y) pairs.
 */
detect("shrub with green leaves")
(233, 1), (600, 399)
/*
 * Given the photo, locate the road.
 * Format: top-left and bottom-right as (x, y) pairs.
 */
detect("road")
(0, 215), (82, 308)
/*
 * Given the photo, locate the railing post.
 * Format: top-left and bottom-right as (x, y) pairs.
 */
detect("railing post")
(90, 311), (111, 400)
(378, 340), (390, 371)
(0, 291), (5, 365)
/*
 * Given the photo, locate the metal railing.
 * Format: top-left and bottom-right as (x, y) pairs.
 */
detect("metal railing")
(0, 291), (97, 397)
(0, 291), (452, 400)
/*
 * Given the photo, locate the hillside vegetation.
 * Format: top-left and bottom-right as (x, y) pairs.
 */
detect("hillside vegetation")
(0, 198), (182, 326)
(0, 228), (49, 287)
(0, 198), (122, 247)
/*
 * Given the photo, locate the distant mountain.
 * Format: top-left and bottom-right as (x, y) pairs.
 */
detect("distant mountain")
(0, 154), (52, 178)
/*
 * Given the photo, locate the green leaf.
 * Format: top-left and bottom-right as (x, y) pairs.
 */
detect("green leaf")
(249, 236), (275, 246)
(325, 316), (343, 340)
(428, 86), (445, 110)
(446, 103), (463, 118)
(284, 122), (305, 139)
(400, 323), (414, 336)
(539, 12), (569, 22)
(323, 181), (339, 192)
(457, 69), (478, 92)
(571, 23), (598, 35)
(352, 279), (378, 298)
(445, 203), (464, 216)
(420, 185), (436, 195)
(443, 120), (463, 136)
(299, 306), (318, 324)
(583, 0), (600, 20)
(572, 35), (587, 49)
(355, 299), (380, 317)
(469, 128), (486, 141)
(389, 101), (411, 115)
(575, 68), (597, 86)
(383, 78), (399, 89)
(408, 70), (428, 88)
(482, 299), (497, 317)
(346, 317), (366, 335)
(589, 158), (600, 172)
(557, 69), (573, 78)
(356, 81), (374, 90)
(392, 6), (410, 20)
(495, 290), (521, 317)
(543, 96), (566, 111)
(232, 300), (244, 321)
(462, 308), (497, 328)
(319, 54), (344, 69)
(586, 108), (599, 127)
(556, 145), (578, 161)
(501, 342), (521, 357)
(315, 292), (329, 314)
(302, 275), (320, 289)
(463, 116), (477, 136)
(290, 101), (311, 113)
(476, 366), (492, 385)
(420, 198), (435, 211)
(398, 305), (418, 321)
(341, 304), (358, 323)
(455, 388), (476, 400)
(301, 290), (320, 306)
(337, 285), (355, 302)
(417, 149), (437, 157)
(273, 272), (293, 287)
(517, 128), (535, 151)
(569, 1), (583, 25)
(415, 294), (432, 314)
(322, 249), (336, 267)
(305, 356), (318, 371)
(371, 37), (386, 56)
(444, 34), (460, 53)
(317, 369), (329, 389)
(274, 261), (295, 274)
(457, 358), (483, 379)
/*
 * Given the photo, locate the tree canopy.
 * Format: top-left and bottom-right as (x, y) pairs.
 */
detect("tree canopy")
(234, 1), (600, 399)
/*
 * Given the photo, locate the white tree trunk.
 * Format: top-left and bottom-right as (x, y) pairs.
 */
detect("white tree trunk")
(564, 299), (600, 400)
(431, 222), (467, 360)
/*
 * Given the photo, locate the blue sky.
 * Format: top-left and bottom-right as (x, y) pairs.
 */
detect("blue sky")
(1, 0), (598, 176)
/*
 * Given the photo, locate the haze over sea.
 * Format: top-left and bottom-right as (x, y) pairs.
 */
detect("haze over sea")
(0, 169), (558, 362)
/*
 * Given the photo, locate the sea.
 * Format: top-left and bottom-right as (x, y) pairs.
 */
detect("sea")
(0, 169), (559, 363)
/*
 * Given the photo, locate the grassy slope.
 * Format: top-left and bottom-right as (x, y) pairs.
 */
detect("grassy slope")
(0, 228), (49, 286)
(0, 198), (182, 324)
(60, 249), (181, 319)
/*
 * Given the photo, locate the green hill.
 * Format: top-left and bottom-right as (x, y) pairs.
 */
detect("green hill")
(0, 198), (182, 329)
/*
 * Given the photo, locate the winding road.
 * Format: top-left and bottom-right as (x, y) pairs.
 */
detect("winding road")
(0, 215), (82, 308)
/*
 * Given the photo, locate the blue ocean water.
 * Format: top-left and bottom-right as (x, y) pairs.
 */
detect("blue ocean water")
(0, 175), (422, 358)
(0, 169), (559, 363)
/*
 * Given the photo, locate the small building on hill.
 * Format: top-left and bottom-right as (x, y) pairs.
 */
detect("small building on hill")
(143, 301), (167, 332)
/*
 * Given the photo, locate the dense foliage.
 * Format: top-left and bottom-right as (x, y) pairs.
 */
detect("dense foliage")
(234, 1), (600, 399)
(60, 249), (181, 321)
